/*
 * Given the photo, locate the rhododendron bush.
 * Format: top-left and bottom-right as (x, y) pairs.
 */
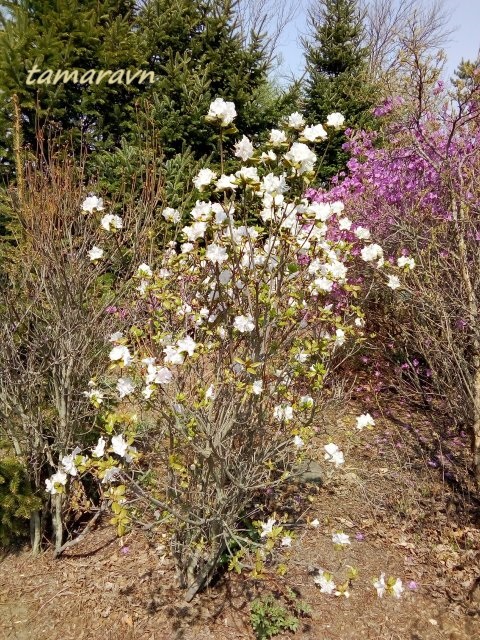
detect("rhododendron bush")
(47, 100), (399, 598)
(0, 154), (157, 553)
(309, 73), (480, 480)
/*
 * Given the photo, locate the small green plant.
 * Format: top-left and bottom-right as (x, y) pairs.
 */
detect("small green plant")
(250, 591), (311, 640)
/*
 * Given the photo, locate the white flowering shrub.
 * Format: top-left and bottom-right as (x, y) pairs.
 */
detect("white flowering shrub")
(50, 99), (400, 598)
(0, 152), (158, 554)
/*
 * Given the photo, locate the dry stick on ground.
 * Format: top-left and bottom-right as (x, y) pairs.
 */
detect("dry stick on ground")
(53, 503), (107, 559)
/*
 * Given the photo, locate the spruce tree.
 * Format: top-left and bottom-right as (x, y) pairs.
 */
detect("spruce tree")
(304, 0), (376, 181)
(135, 0), (278, 159)
(95, 0), (298, 199)
(0, 457), (41, 546)
(0, 0), (143, 179)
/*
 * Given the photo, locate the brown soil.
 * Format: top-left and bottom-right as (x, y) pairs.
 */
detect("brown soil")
(1, 393), (479, 640)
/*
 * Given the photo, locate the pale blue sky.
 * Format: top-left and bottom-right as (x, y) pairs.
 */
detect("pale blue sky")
(271, 0), (480, 85)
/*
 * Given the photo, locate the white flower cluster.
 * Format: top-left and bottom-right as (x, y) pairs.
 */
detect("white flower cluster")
(81, 194), (124, 264)
(67, 100), (410, 567)
(44, 433), (135, 494)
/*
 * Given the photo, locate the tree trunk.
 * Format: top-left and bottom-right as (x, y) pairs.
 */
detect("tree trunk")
(52, 493), (63, 553)
(473, 366), (480, 485)
(30, 510), (41, 555)
(184, 543), (225, 602)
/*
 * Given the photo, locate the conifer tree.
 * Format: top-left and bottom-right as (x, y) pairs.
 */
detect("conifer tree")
(304, 0), (376, 180)
(0, 0), (143, 179)
(134, 0), (280, 158)
(0, 457), (41, 546)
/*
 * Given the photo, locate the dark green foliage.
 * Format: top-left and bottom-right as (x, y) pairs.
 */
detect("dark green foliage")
(131, 0), (296, 163)
(0, 457), (41, 546)
(304, 0), (376, 181)
(0, 0), (143, 179)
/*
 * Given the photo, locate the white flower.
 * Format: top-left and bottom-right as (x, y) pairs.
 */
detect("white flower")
(190, 201), (213, 221)
(324, 443), (344, 467)
(310, 202), (332, 221)
(111, 433), (128, 457)
(284, 142), (317, 175)
(374, 573), (386, 598)
(137, 280), (148, 295)
(354, 317), (365, 327)
(61, 447), (81, 476)
(269, 129), (287, 145)
(261, 150), (277, 161)
(206, 243), (228, 265)
(281, 535), (292, 547)
(330, 201), (345, 214)
(163, 345), (184, 365)
(312, 276), (333, 294)
(142, 385), (155, 399)
(392, 578), (404, 598)
(215, 174), (237, 191)
(260, 517), (276, 538)
(177, 335), (197, 356)
(334, 328), (346, 346)
(206, 98), (237, 126)
(273, 404), (293, 421)
(332, 532), (350, 546)
(356, 413), (375, 430)
(137, 263), (153, 278)
(181, 242), (194, 253)
(219, 269), (232, 285)
(100, 213), (123, 232)
(92, 436), (106, 458)
(252, 379), (263, 395)
(338, 217), (352, 231)
(109, 331), (123, 343)
(235, 166), (260, 184)
(83, 388), (104, 405)
(397, 256), (415, 269)
(293, 435), (304, 448)
(295, 352), (309, 363)
(299, 395), (314, 408)
(193, 168), (217, 190)
(233, 314), (255, 333)
(109, 345), (132, 367)
(310, 518), (320, 528)
(45, 470), (68, 494)
(261, 173), (289, 197)
(205, 385), (215, 400)
(102, 467), (121, 484)
(88, 245), (104, 261)
(287, 112), (305, 129)
(82, 195), (104, 213)
(326, 260), (347, 281)
(326, 112), (345, 128)
(182, 221), (207, 242)
(301, 124), (327, 142)
(314, 570), (336, 594)
(387, 275), (401, 290)
(361, 243), (384, 264)
(234, 135), (254, 161)
(117, 377), (135, 398)
(146, 364), (173, 385)
(162, 207), (181, 223)
(354, 226), (370, 240)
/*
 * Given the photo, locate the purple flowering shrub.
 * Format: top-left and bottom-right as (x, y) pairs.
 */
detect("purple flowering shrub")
(308, 73), (480, 480)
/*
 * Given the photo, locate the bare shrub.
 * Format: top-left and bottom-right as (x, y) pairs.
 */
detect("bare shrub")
(0, 144), (159, 551)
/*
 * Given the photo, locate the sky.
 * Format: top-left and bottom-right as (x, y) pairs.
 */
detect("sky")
(271, 0), (480, 85)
